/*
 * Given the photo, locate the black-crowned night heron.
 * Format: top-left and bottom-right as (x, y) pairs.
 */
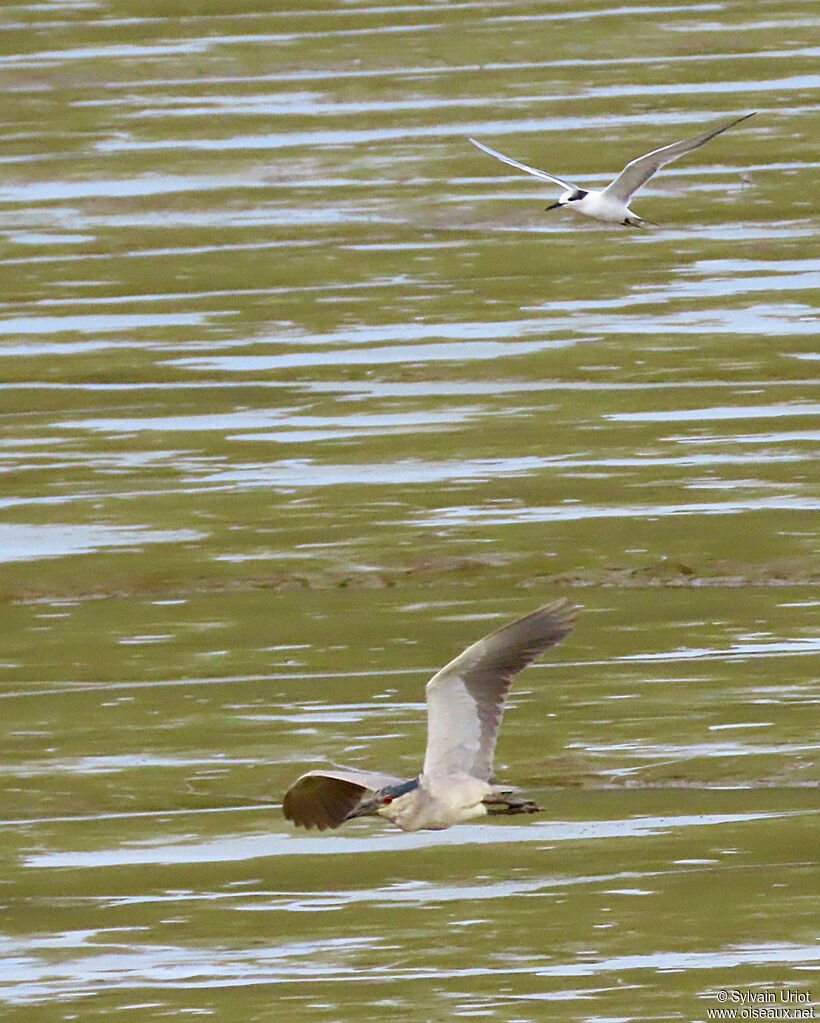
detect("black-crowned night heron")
(283, 599), (577, 832)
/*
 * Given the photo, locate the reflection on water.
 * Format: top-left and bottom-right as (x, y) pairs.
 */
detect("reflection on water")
(3, 934), (818, 1006)
(23, 810), (807, 868)
(412, 496), (820, 527)
(0, 523), (204, 563)
(612, 401), (820, 422)
(1, 933), (379, 1005)
(169, 339), (569, 371)
(1, 0), (818, 1019)
(618, 635), (820, 661)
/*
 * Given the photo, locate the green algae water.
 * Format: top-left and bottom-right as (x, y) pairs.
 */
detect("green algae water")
(0, 1), (817, 1019)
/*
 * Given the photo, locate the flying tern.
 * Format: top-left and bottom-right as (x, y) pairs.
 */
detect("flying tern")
(283, 599), (577, 832)
(470, 112), (756, 226)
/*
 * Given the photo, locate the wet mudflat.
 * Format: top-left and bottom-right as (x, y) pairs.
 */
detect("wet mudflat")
(0, 1), (818, 1020)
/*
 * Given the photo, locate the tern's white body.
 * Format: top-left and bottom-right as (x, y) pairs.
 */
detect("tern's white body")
(557, 188), (641, 225)
(470, 113), (755, 226)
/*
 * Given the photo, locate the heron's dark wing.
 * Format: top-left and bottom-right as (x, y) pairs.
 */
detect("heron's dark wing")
(283, 767), (404, 830)
(469, 138), (577, 191)
(423, 600), (577, 781)
(602, 112), (755, 203)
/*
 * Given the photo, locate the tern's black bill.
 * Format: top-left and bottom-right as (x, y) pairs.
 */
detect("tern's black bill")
(545, 201), (562, 211)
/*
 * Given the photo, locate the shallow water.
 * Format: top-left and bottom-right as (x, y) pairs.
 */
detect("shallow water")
(0, 1), (818, 1019)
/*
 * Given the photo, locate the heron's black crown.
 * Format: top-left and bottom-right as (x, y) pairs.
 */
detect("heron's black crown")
(382, 777), (420, 799)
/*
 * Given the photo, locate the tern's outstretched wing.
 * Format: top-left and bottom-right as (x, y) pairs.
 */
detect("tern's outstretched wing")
(469, 138), (577, 191)
(602, 112), (756, 203)
(283, 767), (404, 830)
(423, 600), (577, 781)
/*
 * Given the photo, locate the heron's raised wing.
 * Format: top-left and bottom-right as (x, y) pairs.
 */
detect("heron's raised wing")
(602, 112), (756, 203)
(283, 767), (405, 830)
(469, 138), (577, 191)
(423, 600), (577, 781)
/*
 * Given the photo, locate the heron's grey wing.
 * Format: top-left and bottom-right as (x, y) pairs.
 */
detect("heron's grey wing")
(602, 112), (755, 203)
(469, 138), (577, 191)
(283, 767), (404, 830)
(423, 599), (577, 781)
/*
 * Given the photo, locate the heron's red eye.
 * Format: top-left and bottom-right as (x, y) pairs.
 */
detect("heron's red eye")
(383, 795), (393, 804)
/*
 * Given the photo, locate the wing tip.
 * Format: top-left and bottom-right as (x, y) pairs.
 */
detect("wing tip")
(282, 770), (362, 831)
(530, 594), (578, 618)
(531, 597), (579, 639)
